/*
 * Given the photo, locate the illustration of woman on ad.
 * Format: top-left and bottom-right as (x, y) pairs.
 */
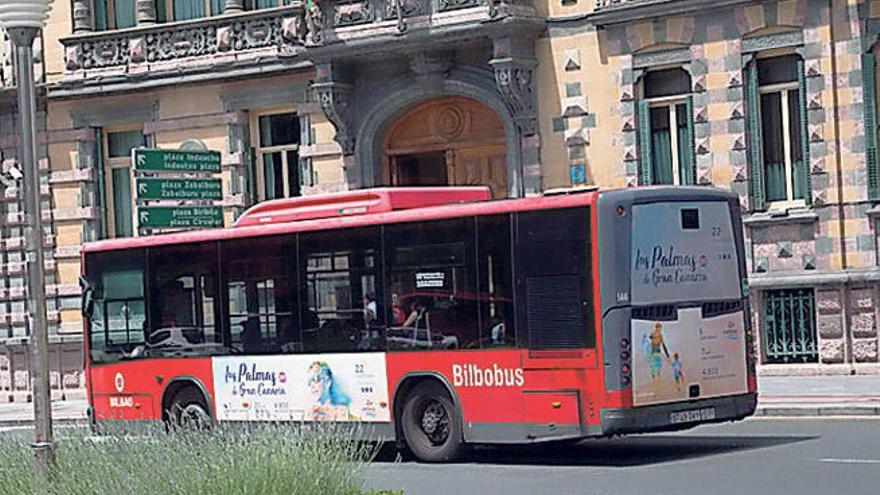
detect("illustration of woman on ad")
(645, 322), (670, 391)
(307, 361), (351, 421)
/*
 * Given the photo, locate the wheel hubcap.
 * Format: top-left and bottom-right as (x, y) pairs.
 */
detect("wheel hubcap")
(419, 400), (450, 445)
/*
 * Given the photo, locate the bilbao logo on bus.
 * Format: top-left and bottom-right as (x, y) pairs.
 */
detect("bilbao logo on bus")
(452, 364), (524, 387)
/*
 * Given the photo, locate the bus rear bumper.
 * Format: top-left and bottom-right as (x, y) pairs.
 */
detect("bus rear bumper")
(598, 393), (758, 436)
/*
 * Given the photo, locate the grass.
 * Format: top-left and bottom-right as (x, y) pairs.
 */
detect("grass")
(0, 424), (396, 495)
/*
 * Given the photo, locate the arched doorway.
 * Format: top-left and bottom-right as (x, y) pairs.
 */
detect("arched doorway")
(382, 96), (508, 198)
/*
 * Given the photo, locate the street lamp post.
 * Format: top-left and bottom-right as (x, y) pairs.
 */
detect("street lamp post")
(0, 0), (55, 474)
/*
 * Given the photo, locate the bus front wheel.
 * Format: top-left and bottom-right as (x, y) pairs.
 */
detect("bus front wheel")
(168, 387), (212, 431)
(400, 381), (464, 463)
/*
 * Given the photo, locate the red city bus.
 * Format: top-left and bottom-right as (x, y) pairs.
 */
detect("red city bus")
(81, 186), (757, 462)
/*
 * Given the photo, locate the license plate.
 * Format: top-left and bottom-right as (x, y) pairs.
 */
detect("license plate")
(669, 407), (716, 424)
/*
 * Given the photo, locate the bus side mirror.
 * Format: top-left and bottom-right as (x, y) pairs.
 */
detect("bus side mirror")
(80, 276), (95, 318)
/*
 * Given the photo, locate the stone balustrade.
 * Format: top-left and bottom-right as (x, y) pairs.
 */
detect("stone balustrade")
(60, 4), (307, 74)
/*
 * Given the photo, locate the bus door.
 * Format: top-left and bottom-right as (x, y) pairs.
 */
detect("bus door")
(514, 206), (597, 438)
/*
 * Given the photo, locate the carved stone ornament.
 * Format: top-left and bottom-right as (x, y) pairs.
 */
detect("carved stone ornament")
(334, 1), (374, 27)
(385, 0), (424, 19)
(315, 82), (355, 155)
(72, 0), (94, 33)
(62, 6), (302, 70)
(136, 0), (158, 25)
(282, 15), (307, 45)
(438, 0), (481, 12)
(493, 59), (538, 135)
(306, 3), (324, 45)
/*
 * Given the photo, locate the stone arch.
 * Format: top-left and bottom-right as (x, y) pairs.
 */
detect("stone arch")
(354, 68), (524, 198)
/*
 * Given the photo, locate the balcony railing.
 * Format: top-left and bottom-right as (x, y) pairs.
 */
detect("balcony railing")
(60, 4), (306, 74)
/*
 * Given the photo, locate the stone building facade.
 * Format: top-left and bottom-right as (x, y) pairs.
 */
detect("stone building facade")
(1, 0), (880, 402)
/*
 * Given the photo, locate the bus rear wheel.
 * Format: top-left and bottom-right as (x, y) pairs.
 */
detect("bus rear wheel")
(168, 387), (211, 431)
(400, 381), (464, 463)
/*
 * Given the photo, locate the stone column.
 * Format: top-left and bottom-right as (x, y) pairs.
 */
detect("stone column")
(136, 0), (158, 26)
(71, 0), (94, 33)
(225, 0), (245, 14)
(490, 34), (540, 196)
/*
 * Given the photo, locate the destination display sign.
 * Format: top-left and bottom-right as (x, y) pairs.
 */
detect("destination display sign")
(137, 206), (223, 229)
(136, 177), (222, 200)
(133, 149), (221, 173)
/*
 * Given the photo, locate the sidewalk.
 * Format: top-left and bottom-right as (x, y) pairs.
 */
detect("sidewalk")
(755, 375), (880, 416)
(0, 399), (88, 427)
(0, 375), (877, 426)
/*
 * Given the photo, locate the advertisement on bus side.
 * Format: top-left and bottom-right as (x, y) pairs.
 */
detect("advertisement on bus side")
(631, 307), (748, 406)
(211, 353), (390, 422)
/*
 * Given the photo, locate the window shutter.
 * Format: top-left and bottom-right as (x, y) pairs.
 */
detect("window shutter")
(211, 0), (225, 15)
(246, 147), (257, 206)
(745, 61), (766, 211)
(174, 0), (207, 21)
(93, 0), (108, 30)
(637, 99), (653, 185)
(796, 57), (812, 206)
(863, 53), (880, 201)
(682, 95), (696, 185)
(113, 0), (137, 29)
(94, 129), (107, 240)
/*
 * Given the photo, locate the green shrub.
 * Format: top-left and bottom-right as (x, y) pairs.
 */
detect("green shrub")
(0, 424), (383, 495)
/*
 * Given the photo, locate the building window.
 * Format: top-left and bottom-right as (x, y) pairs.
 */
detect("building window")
(103, 128), (145, 238)
(746, 54), (810, 211)
(863, 51), (880, 201)
(638, 68), (695, 186)
(762, 288), (817, 364)
(251, 111), (301, 201)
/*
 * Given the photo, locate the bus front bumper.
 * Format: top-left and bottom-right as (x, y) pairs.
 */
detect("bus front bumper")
(599, 392), (758, 436)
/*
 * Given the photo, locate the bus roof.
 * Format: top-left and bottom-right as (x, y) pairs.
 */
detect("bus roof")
(82, 187), (601, 253)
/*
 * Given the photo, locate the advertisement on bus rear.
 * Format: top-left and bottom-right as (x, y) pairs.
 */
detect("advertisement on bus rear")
(631, 307), (748, 406)
(631, 202), (741, 305)
(212, 353), (390, 422)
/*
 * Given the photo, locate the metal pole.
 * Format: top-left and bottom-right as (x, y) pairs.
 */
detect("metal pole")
(9, 25), (55, 474)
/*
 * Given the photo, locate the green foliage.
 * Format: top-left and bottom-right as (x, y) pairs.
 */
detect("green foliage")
(0, 424), (385, 495)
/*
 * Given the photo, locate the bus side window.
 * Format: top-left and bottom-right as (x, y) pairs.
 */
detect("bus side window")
(299, 227), (383, 353)
(384, 218), (480, 351)
(147, 243), (221, 356)
(477, 214), (516, 348)
(221, 235), (297, 355)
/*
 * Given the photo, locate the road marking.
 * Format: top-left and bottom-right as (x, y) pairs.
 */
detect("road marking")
(819, 458), (880, 464)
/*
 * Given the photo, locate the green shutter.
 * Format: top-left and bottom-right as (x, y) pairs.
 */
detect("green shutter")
(95, 129), (107, 240)
(682, 95), (696, 185)
(246, 147), (257, 206)
(864, 53), (880, 201)
(745, 61), (766, 211)
(211, 0), (225, 15)
(638, 99), (653, 185)
(174, 0), (207, 21)
(114, 0), (137, 29)
(94, 0), (108, 30)
(797, 57), (812, 206)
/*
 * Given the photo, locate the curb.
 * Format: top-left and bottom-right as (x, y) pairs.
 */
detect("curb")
(755, 406), (880, 417)
(0, 418), (88, 428)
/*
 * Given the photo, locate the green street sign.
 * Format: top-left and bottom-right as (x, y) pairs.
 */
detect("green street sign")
(137, 206), (224, 229)
(133, 149), (221, 173)
(136, 177), (222, 200)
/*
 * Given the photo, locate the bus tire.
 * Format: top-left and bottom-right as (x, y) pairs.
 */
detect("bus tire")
(168, 387), (212, 431)
(400, 381), (464, 463)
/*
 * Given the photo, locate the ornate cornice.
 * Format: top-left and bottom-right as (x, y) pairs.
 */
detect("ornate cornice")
(591, 0), (761, 27)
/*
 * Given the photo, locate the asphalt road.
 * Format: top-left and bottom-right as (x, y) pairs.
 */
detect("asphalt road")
(365, 418), (880, 495)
